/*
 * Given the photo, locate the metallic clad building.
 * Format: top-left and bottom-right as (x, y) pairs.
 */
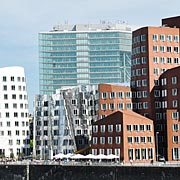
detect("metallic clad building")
(39, 23), (137, 95)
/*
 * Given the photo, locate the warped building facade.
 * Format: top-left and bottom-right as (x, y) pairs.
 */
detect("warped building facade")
(33, 85), (98, 159)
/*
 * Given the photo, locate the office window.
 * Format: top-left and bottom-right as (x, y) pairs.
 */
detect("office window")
(147, 136), (152, 143)
(141, 34), (146, 41)
(12, 94), (16, 99)
(4, 94), (8, 100)
(100, 125), (105, 133)
(172, 77), (177, 84)
(93, 125), (98, 133)
(93, 137), (97, 144)
(174, 58), (179, 64)
(102, 92), (107, 99)
(172, 89), (178, 96)
(108, 137), (113, 144)
(148, 148), (153, 159)
(115, 136), (121, 144)
(116, 124), (121, 132)
(167, 46), (172, 52)
(154, 68), (159, 75)
(173, 124), (179, 131)
(109, 103), (114, 110)
(127, 125), (132, 131)
(172, 112), (179, 120)
(100, 137), (105, 144)
(118, 103), (124, 110)
(140, 125), (145, 131)
(10, 76), (14, 81)
(16, 130), (19, 136)
(2, 76), (6, 82)
(141, 46), (146, 52)
(142, 57), (147, 64)
(133, 125), (138, 131)
(141, 137), (146, 143)
(146, 125), (151, 131)
(72, 99), (76, 105)
(160, 57), (166, 64)
(174, 35), (179, 42)
(160, 46), (165, 53)
(173, 136), (178, 143)
(3, 85), (7, 91)
(128, 137), (133, 144)
(174, 46), (179, 53)
(5, 103), (8, 109)
(172, 100), (178, 108)
(142, 149), (147, 160)
(135, 149), (140, 160)
(108, 125), (113, 132)
(160, 34), (165, 41)
(143, 102), (148, 109)
(101, 104), (107, 110)
(153, 45), (158, 52)
(110, 92), (115, 99)
(142, 68), (147, 75)
(153, 34), (158, 41)
(6, 113), (9, 118)
(153, 57), (158, 64)
(167, 57), (172, 64)
(126, 103), (132, 110)
(173, 148), (179, 160)
(126, 92), (131, 98)
(167, 35), (172, 42)
(134, 137), (140, 143)
(118, 92), (124, 98)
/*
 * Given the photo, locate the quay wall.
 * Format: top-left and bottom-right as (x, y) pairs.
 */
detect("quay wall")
(0, 165), (179, 180)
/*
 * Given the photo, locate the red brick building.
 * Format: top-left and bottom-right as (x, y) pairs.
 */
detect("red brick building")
(91, 110), (155, 163)
(131, 16), (180, 161)
(98, 84), (132, 120)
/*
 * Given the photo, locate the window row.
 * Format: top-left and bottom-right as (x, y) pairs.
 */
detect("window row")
(3, 85), (26, 91)
(0, 130), (29, 136)
(153, 57), (179, 64)
(8, 139), (29, 145)
(132, 102), (149, 110)
(131, 68), (147, 77)
(0, 121), (29, 127)
(101, 103), (132, 111)
(4, 94), (28, 100)
(131, 57), (147, 66)
(130, 79), (147, 88)
(91, 148), (120, 156)
(152, 34), (179, 42)
(153, 45), (179, 53)
(102, 91), (132, 99)
(127, 124), (152, 132)
(4, 103), (28, 109)
(131, 91), (148, 98)
(2, 76), (25, 82)
(127, 136), (153, 144)
(3, 112), (28, 118)
(93, 136), (121, 144)
(93, 124), (121, 133)
(128, 148), (154, 160)
(132, 34), (147, 44)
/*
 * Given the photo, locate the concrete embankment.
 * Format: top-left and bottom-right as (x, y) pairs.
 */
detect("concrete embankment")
(0, 164), (179, 180)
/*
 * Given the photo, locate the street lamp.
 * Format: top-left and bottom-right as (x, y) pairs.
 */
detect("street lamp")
(156, 132), (159, 161)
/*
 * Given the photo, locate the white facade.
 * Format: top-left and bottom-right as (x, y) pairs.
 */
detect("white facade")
(0, 67), (29, 158)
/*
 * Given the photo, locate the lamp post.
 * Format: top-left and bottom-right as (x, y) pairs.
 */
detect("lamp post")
(156, 132), (159, 161)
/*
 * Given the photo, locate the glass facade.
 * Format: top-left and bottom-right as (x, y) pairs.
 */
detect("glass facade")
(39, 24), (133, 94)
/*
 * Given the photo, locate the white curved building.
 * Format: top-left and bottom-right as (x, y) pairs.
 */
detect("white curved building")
(0, 67), (30, 158)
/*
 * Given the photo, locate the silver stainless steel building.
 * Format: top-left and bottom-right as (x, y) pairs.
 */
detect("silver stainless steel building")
(33, 85), (98, 159)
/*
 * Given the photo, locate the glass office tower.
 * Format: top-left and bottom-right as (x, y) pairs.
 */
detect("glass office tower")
(39, 23), (137, 95)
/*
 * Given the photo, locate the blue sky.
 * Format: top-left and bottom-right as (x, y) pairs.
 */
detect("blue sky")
(0, 0), (179, 113)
